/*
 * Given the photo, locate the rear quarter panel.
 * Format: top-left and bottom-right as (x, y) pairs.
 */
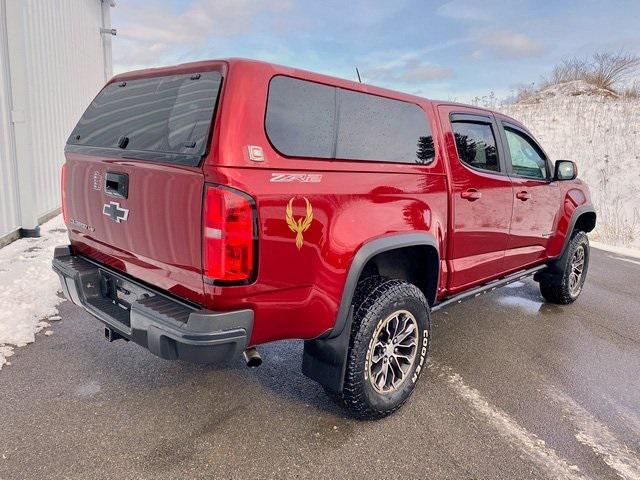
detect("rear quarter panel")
(203, 61), (448, 345)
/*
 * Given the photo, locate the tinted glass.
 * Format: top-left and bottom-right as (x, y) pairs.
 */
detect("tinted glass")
(452, 122), (499, 172)
(265, 76), (434, 164)
(505, 128), (547, 179)
(336, 89), (433, 164)
(265, 76), (336, 158)
(68, 72), (221, 159)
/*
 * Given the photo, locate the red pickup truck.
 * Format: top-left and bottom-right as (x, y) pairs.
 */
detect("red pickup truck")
(53, 59), (595, 419)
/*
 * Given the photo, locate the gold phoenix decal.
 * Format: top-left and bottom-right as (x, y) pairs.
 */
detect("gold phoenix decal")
(285, 197), (313, 250)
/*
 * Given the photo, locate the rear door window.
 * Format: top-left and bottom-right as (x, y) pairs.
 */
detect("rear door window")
(451, 121), (500, 173)
(67, 71), (222, 166)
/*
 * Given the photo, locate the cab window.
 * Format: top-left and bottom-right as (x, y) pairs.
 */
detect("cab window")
(504, 127), (548, 179)
(451, 121), (500, 173)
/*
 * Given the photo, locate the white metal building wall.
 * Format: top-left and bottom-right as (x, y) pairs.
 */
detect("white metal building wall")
(0, 0), (20, 239)
(0, 0), (113, 243)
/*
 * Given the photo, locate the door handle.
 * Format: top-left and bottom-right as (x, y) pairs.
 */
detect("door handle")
(461, 189), (482, 201)
(516, 191), (531, 201)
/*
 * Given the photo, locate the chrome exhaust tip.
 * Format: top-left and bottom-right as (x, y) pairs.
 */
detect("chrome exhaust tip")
(243, 347), (262, 368)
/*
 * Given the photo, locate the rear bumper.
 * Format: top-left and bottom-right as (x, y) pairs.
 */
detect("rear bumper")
(52, 246), (253, 363)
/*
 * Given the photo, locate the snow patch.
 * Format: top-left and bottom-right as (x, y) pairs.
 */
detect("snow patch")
(522, 80), (618, 104)
(591, 241), (640, 260)
(0, 215), (68, 369)
(0, 345), (14, 369)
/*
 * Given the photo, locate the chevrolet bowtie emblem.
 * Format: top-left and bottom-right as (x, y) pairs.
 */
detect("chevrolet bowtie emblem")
(103, 201), (129, 223)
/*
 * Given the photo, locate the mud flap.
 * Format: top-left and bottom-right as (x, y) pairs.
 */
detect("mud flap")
(533, 270), (563, 286)
(302, 307), (353, 393)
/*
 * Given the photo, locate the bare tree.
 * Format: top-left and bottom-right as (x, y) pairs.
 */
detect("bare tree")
(514, 50), (640, 103)
(544, 57), (589, 86)
(586, 51), (640, 92)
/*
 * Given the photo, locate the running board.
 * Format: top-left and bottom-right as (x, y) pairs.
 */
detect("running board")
(431, 265), (547, 313)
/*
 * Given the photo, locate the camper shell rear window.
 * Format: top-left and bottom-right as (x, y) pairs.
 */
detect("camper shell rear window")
(66, 71), (222, 166)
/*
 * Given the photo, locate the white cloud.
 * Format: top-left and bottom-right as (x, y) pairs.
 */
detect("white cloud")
(112, 0), (293, 71)
(436, 0), (491, 21)
(477, 30), (544, 58)
(358, 40), (472, 87)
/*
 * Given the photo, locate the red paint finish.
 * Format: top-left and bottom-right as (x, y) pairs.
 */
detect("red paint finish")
(206, 167), (448, 344)
(437, 104), (513, 292)
(63, 58), (594, 348)
(66, 155), (207, 305)
(502, 176), (561, 270)
(546, 182), (592, 257)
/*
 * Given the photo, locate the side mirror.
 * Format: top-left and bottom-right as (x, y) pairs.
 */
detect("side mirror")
(554, 160), (577, 181)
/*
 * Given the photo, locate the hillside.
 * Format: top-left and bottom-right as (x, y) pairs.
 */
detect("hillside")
(500, 85), (640, 247)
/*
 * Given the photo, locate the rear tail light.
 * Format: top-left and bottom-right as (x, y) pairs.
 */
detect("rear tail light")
(61, 163), (68, 224)
(203, 185), (256, 283)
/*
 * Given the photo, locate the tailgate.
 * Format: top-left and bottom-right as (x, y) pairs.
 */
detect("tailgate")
(63, 69), (223, 305)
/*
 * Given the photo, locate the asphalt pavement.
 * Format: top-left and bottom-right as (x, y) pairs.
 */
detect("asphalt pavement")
(1, 246), (639, 480)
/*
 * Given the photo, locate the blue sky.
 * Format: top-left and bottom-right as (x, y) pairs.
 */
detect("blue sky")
(111, 0), (640, 102)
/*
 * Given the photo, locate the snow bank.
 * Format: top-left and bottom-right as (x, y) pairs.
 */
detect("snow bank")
(501, 94), (640, 248)
(0, 215), (68, 369)
(591, 241), (640, 259)
(521, 80), (619, 104)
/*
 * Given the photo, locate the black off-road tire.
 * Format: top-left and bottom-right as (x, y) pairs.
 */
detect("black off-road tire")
(339, 276), (431, 419)
(539, 231), (590, 304)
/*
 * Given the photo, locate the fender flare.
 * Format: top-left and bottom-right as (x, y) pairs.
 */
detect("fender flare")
(301, 232), (439, 393)
(330, 232), (439, 339)
(557, 204), (596, 260)
(536, 204), (596, 284)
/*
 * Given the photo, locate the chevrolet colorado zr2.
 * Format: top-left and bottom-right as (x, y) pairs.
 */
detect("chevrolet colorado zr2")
(53, 59), (596, 419)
